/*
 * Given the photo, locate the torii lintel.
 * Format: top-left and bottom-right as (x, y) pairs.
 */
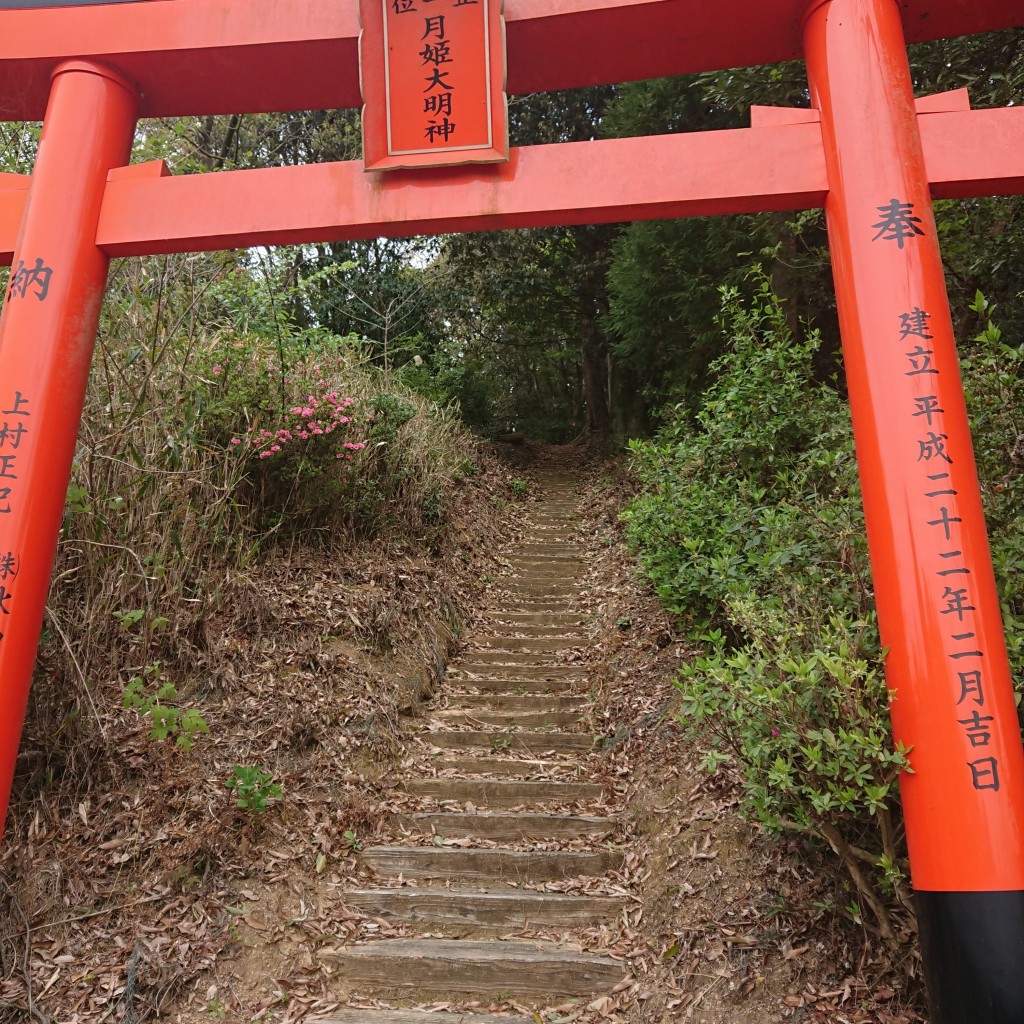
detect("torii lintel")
(0, 0), (1019, 120)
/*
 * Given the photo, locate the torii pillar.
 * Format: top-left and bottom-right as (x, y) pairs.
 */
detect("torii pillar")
(805, 0), (1024, 1018)
(0, 62), (138, 834)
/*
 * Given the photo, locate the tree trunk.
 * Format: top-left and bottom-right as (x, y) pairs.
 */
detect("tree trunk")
(580, 332), (610, 435)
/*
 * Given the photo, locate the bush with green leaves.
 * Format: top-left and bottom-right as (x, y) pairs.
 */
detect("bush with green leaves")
(224, 765), (283, 812)
(625, 273), (1024, 937)
(623, 273), (904, 934)
(960, 291), (1024, 686)
(192, 328), (471, 542)
(123, 667), (209, 752)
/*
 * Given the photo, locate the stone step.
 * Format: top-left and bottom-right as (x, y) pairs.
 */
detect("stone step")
(445, 678), (579, 695)
(427, 755), (581, 777)
(513, 549), (585, 560)
(434, 710), (585, 730)
(479, 624), (588, 638)
(455, 652), (572, 668)
(449, 664), (585, 680)
(502, 577), (587, 589)
(395, 810), (617, 840)
(320, 1012), (531, 1024)
(325, 938), (623, 999)
(403, 778), (603, 807)
(467, 637), (581, 653)
(361, 846), (621, 882)
(498, 582), (587, 595)
(505, 558), (586, 571)
(483, 600), (585, 613)
(343, 888), (625, 933)
(480, 611), (590, 626)
(445, 694), (588, 712)
(421, 731), (595, 754)
(502, 575), (587, 587)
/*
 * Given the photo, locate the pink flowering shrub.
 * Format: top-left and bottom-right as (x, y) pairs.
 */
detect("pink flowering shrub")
(233, 393), (367, 463)
(195, 329), (464, 539)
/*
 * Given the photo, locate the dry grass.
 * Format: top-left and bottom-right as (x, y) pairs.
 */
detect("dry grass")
(0, 253), (521, 1021)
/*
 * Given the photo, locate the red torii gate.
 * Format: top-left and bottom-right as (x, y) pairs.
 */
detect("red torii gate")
(0, 1), (1022, 1018)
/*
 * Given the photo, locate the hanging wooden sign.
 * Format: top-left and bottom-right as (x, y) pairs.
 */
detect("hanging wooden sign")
(359, 0), (508, 172)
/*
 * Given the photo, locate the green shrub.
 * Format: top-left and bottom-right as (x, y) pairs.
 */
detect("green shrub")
(225, 765), (283, 812)
(123, 667), (209, 752)
(192, 328), (474, 541)
(625, 274), (1024, 938)
(624, 273), (903, 934)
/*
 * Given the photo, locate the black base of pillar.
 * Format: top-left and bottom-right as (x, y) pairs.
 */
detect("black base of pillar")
(916, 890), (1024, 1023)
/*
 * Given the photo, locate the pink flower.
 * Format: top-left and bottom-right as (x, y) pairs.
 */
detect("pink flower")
(230, 438), (241, 445)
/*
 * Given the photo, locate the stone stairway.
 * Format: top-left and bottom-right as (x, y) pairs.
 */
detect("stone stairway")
(321, 472), (628, 1024)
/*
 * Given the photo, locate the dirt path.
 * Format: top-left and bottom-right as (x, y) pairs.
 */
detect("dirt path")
(321, 468), (633, 1022)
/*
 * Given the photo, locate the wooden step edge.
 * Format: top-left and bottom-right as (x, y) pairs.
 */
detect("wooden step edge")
(342, 888), (627, 930)
(393, 811), (618, 839)
(324, 938), (625, 998)
(317, 1012), (533, 1024)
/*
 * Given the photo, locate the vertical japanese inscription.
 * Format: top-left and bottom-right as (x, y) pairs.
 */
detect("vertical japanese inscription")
(383, 0), (491, 157)
(0, 391), (30, 643)
(877, 192), (997, 793)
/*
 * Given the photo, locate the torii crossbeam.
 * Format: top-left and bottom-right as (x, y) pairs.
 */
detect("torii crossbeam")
(0, 2), (1022, 1019)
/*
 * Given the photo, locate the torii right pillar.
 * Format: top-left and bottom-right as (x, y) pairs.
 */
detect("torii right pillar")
(804, 0), (1024, 1018)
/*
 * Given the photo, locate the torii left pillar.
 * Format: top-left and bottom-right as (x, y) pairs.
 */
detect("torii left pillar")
(0, 62), (138, 840)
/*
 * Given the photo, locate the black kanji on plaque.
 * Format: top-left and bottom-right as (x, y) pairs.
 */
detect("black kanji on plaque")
(871, 199), (925, 248)
(913, 396), (944, 425)
(392, 0), (417, 12)
(905, 345), (939, 377)
(927, 506), (962, 541)
(898, 306), (934, 340)
(425, 93), (453, 116)
(924, 471), (956, 500)
(422, 14), (445, 37)
(0, 421), (28, 449)
(957, 670), (984, 706)
(949, 630), (983, 661)
(940, 586), (976, 621)
(2, 393), (30, 417)
(958, 710), (994, 748)
(917, 431), (952, 464)
(0, 552), (16, 581)
(421, 38), (453, 64)
(969, 756), (1000, 792)
(6, 257), (53, 302)
(423, 67), (454, 91)
(425, 118), (457, 143)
